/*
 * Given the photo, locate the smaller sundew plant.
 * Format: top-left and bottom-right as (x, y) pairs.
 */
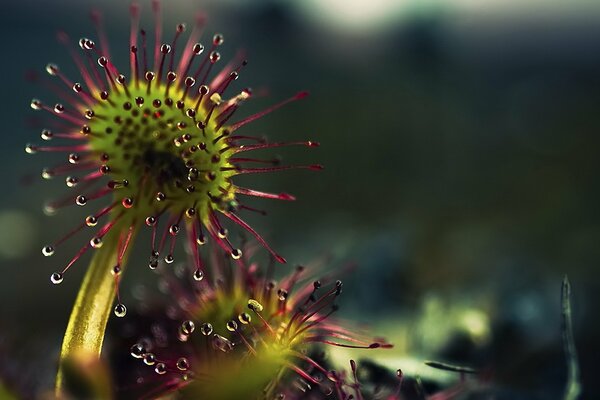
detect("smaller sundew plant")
(26, 0), (319, 296)
(122, 245), (392, 400)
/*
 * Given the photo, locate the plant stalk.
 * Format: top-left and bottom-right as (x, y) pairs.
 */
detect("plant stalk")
(55, 227), (136, 396)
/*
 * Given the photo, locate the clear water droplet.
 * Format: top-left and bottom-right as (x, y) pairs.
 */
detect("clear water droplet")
(90, 237), (103, 248)
(200, 322), (213, 336)
(114, 303), (127, 317)
(176, 357), (189, 371)
(50, 272), (63, 284)
(42, 245), (55, 257)
(155, 363), (167, 374)
(238, 313), (251, 325)
(248, 299), (264, 312)
(130, 343), (144, 358)
(278, 289), (288, 301)
(143, 352), (156, 366)
(181, 320), (195, 335)
(231, 248), (242, 260)
(226, 320), (238, 332)
(193, 269), (204, 281)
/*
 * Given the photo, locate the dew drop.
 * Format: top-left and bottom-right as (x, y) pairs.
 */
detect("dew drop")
(72, 83), (83, 93)
(30, 99), (42, 110)
(68, 153), (80, 164)
(143, 352), (156, 365)
(54, 103), (65, 114)
(226, 320), (238, 332)
(164, 254), (174, 264)
(193, 43), (204, 54)
(145, 216), (156, 226)
(209, 51), (220, 64)
(184, 77), (195, 87)
(50, 272), (63, 284)
(169, 224), (179, 235)
(154, 363), (167, 375)
(46, 63), (59, 75)
(41, 168), (53, 180)
(82, 38), (95, 50)
(90, 237), (103, 248)
(213, 33), (224, 46)
(160, 44), (171, 54)
(193, 269), (204, 281)
(148, 257), (159, 270)
(181, 320), (195, 335)
(111, 265), (121, 276)
(114, 303), (127, 317)
(122, 197), (134, 208)
(130, 343), (145, 358)
(25, 144), (37, 154)
(231, 248), (242, 260)
(247, 299), (264, 312)
(42, 245), (55, 256)
(277, 289), (288, 301)
(85, 215), (98, 227)
(196, 235), (206, 246)
(176, 357), (189, 371)
(40, 129), (53, 141)
(200, 322), (213, 336)
(238, 313), (251, 325)
(66, 176), (79, 188)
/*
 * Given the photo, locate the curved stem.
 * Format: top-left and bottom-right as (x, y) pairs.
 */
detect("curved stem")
(55, 227), (137, 396)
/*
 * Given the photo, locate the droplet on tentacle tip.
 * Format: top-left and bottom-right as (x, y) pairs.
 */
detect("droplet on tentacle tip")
(193, 269), (203, 281)
(181, 320), (195, 335)
(143, 352), (156, 366)
(50, 272), (63, 284)
(176, 357), (189, 371)
(42, 245), (55, 257)
(200, 322), (213, 336)
(130, 343), (145, 359)
(154, 363), (167, 375)
(114, 303), (127, 317)
(226, 320), (238, 332)
(247, 299), (263, 312)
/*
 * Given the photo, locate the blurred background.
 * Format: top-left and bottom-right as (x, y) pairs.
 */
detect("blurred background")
(1, 0), (599, 398)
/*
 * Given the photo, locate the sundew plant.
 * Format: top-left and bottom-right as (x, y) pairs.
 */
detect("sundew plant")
(26, 0), (322, 395)
(24, 1), (478, 400)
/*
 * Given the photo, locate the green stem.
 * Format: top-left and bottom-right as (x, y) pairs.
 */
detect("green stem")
(55, 227), (136, 396)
